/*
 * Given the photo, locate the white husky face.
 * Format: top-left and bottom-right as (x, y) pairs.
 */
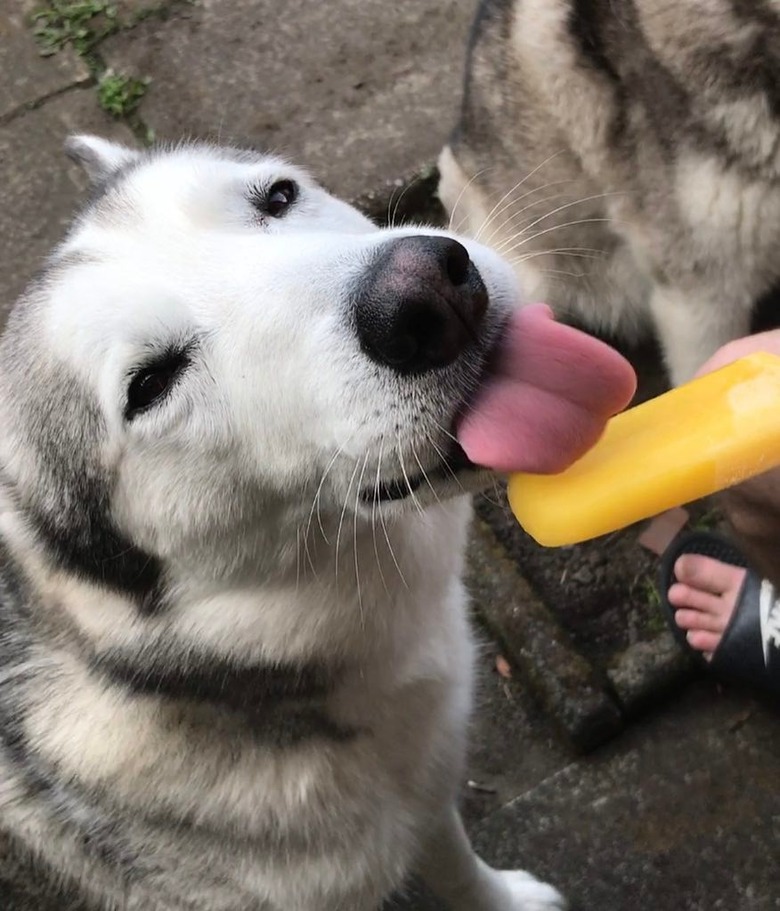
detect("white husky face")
(0, 139), (519, 596)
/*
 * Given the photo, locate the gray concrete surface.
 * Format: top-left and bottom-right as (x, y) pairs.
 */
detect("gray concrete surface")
(101, 0), (475, 201)
(474, 682), (780, 911)
(468, 520), (624, 751)
(1, 5), (88, 120)
(1, 3), (779, 911)
(0, 89), (135, 304)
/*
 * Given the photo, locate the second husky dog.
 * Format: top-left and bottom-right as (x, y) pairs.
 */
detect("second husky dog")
(439, 0), (780, 384)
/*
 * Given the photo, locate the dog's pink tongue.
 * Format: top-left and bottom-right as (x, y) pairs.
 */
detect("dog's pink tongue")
(457, 304), (636, 473)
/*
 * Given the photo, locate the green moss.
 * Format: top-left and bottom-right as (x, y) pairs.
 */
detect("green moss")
(32, 1), (117, 58)
(97, 71), (150, 117)
(691, 507), (723, 532)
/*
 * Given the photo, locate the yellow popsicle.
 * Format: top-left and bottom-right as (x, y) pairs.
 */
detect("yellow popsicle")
(508, 352), (780, 547)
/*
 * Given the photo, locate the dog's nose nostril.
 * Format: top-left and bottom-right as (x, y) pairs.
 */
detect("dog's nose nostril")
(444, 241), (470, 287)
(355, 235), (488, 375)
(396, 307), (445, 367)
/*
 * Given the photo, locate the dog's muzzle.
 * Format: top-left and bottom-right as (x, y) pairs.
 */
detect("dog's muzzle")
(353, 235), (488, 375)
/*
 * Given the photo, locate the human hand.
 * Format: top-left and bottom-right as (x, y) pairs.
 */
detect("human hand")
(696, 329), (780, 586)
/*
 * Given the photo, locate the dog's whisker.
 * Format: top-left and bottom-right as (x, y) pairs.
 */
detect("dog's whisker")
(491, 195), (621, 254)
(371, 437), (392, 598)
(353, 451), (371, 629)
(447, 165), (495, 232)
(481, 189), (570, 251)
(389, 176), (419, 229)
(385, 187), (397, 228)
(427, 431), (466, 495)
(502, 248), (607, 284)
(412, 443), (442, 507)
(477, 475), (505, 509)
(516, 247), (607, 260)
(474, 177), (554, 244)
(473, 150), (567, 243)
(479, 178), (579, 248)
(497, 217), (617, 259)
(427, 416), (461, 450)
(493, 191), (627, 255)
(300, 505), (321, 580)
(396, 437), (424, 517)
(378, 497), (408, 590)
(538, 266), (593, 279)
(374, 443), (408, 589)
(304, 435), (354, 552)
(334, 457), (361, 584)
(294, 527), (302, 595)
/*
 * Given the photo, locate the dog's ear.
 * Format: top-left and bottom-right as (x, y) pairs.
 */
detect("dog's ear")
(65, 135), (140, 183)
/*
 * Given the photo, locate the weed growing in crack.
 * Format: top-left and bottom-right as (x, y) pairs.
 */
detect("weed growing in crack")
(97, 71), (150, 117)
(29, 1), (166, 139)
(32, 1), (118, 57)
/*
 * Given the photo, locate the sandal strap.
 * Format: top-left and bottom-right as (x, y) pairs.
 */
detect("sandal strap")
(760, 580), (780, 667)
(711, 574), (780, 694)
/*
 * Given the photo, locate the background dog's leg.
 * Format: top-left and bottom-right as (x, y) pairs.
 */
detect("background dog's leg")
(649, 285), (753, 386)
(416, 806), (566, 910)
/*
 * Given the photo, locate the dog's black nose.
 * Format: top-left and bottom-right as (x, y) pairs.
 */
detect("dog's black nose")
(354, 236), (488, 374)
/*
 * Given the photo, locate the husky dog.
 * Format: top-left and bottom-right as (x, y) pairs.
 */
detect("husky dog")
(0, 137), (566, 911)
(439, 0), (780, 385)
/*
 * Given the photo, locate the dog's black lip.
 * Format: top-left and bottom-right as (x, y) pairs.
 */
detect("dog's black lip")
(364, 443), (477, 504)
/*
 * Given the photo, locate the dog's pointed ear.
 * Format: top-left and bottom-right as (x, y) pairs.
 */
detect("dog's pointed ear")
(65, 135), (140, 183)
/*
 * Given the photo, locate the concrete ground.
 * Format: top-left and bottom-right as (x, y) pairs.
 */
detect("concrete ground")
(1, 2), (779, 909)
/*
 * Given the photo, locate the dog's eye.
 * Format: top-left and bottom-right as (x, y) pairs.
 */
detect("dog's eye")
(125, 351), (189, 420)
(265, 180), (297, 217)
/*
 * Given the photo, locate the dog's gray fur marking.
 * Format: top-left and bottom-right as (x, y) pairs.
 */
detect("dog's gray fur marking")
(0, 538), (141, 899)
(90, 648), (354, 745)
(440, 0), (780, 384)
(0, 309), (165, 612)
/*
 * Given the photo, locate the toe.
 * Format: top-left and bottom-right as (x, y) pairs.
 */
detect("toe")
(669, 585), (729, 625)
(674, 606), (728, 633)
(686, 629), (721, 653)
(673, 554), (745, 597)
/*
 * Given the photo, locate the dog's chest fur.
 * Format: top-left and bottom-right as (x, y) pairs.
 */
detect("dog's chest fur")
(0, 500), (474, 910)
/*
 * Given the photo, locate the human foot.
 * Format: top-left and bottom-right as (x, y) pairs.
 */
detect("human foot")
(659, 531), (780, 696)
(668, 554), (747, 659)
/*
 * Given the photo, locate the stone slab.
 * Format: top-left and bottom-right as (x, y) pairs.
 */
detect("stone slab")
(608, 631), (694, 715)
(1, 5), (89, 120)
(473, 682), (780, 911)
(0, 89), (137, 316)
(468, 520), (624, 752)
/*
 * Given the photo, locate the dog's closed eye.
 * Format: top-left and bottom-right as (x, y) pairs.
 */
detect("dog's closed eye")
(125, 348), (191, 420)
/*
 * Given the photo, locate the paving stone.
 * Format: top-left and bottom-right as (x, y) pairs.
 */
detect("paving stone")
(101, 0), (477, 201)
(468, 520), (624, 752)
(608, 631), (694, 714)
(1, 5), (89, 120)
(473, 682), (780, 911)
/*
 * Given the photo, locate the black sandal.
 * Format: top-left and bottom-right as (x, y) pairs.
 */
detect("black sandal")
(659, 531), (780, 695)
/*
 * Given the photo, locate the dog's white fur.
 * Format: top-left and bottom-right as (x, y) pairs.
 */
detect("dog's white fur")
(0, 138), (565, 910)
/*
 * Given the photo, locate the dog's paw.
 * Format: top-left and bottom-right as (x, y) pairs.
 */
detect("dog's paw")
(498, 869), (567, 910)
